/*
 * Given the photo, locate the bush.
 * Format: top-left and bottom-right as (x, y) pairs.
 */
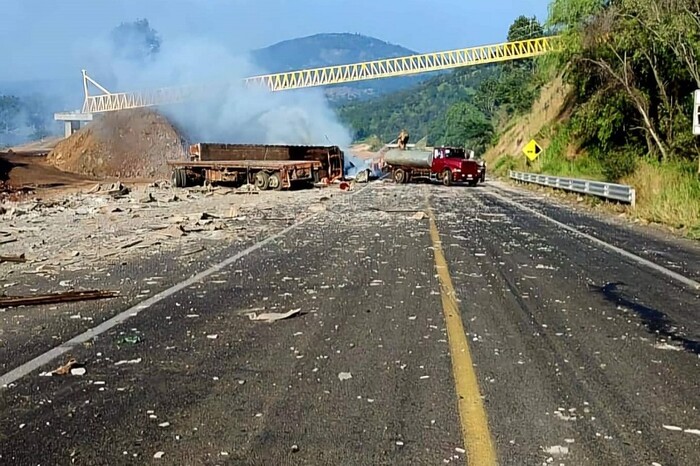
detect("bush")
(624, 159), (700, 232)
(598, 145), (639, 182)
(493, 155), (518, 175)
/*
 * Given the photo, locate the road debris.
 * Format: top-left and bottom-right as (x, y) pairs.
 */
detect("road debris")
(0, 254), (26, 263)
(120, 239), (143, 249)
(117, 335), (142, 345)
(663, 424), (700, 436)
(0, 173), (329, 289)
(115, 358), (142, 366)
(654, 342), (682, 351)
(246, 308), (302, 322)
(338, 372), (352, 381)
(0, 289), (118, 307)
(543, 445), (569, 457)
(87, 181), (130, 197)
(40, 358), (86, 376)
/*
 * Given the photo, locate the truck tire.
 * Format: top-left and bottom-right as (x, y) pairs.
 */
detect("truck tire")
(254, 171), (270, 190)
(442, 169), (452, 186)
(393, 169), (407, 184)
(268, 172), (283, 191)
(172, 168), (187, 188)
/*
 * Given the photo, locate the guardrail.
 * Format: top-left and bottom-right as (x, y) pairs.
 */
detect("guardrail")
(509, 171), (636, 206)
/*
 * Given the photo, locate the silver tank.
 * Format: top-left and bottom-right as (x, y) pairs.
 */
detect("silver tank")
(384, 149), (433, 168)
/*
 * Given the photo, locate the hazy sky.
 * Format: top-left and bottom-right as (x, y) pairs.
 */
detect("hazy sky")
(1, 0), (549, 82)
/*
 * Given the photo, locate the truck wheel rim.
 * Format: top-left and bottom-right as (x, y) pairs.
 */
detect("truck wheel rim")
(269, 176), (279, 188)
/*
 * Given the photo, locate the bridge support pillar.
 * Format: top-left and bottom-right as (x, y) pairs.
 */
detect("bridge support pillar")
(63, 120), (81, 138)
(54, 112), (94, 139)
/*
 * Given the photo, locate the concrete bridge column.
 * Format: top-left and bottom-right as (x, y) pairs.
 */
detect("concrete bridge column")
(54, 112), (94, 139)
(64, 120), (81, 138)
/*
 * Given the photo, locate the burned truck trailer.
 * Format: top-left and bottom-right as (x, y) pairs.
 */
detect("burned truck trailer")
(167, 143), (345, 190)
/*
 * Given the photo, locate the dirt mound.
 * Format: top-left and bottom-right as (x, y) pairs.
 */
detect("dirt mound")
(48, 109), (188, 180)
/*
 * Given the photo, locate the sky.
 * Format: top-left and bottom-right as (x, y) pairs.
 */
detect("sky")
(0, 0), (550, 83)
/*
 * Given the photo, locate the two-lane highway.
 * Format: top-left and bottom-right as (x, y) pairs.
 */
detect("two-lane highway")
(1, 181), (698, 465)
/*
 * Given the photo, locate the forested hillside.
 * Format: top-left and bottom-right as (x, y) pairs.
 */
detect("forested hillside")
(537, 0), (700, 179)
(336, 67), (493, 144)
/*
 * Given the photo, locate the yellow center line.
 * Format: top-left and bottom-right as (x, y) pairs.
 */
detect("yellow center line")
(427, 204), (497, 466)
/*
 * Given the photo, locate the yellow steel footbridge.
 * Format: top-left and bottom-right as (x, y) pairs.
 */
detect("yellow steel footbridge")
(77, 36), (559, 114)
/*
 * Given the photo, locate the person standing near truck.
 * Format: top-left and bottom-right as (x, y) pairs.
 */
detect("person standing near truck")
(398, 129), (409, 150)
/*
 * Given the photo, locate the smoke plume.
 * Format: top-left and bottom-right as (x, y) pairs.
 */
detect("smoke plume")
(85, 32), (353, 149)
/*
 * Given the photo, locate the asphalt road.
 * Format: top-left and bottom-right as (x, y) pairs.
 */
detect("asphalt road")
(1, 180), (699, 465)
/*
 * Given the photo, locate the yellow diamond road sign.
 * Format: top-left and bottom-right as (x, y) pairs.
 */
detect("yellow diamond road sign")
(523, 139), (542, 161)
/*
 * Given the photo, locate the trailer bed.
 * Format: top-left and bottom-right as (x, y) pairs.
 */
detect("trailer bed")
(167, 160), (321, 169)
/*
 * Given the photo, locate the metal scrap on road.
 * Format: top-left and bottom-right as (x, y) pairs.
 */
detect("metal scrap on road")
(0, 289), (118, 307)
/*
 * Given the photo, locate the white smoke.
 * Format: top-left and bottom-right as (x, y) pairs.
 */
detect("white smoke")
(84, 34), (354, 149)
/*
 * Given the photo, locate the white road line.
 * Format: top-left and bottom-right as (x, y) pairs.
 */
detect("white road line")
(483, 189), (700, 290)
(0, 185), (369, 388)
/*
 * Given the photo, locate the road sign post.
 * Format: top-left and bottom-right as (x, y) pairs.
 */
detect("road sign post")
(695, 90), (700, 174)
(693, 90), (700, 136)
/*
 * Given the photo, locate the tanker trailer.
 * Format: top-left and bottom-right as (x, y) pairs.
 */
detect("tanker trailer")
(384, 148), (432, 183)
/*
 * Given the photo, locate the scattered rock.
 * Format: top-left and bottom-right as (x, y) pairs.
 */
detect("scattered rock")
(140, 192), (156, 204)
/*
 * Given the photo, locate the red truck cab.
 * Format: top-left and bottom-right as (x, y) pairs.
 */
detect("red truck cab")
(432, 147), (482, 186)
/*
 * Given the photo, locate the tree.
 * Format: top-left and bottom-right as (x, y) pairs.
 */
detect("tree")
(110, 18), (161, 62)
(547, 0), (700, 166)
(440, 102), (494, 153)
(0, 95), (22, 145)
(508, 15), (545, 42)
(473, 76), (500, 117)
(22, 95), (52, 140)
(507, 16), (545, 73)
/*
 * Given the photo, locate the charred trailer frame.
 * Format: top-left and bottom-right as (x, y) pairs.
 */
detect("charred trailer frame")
(167, 143), (345, 190)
